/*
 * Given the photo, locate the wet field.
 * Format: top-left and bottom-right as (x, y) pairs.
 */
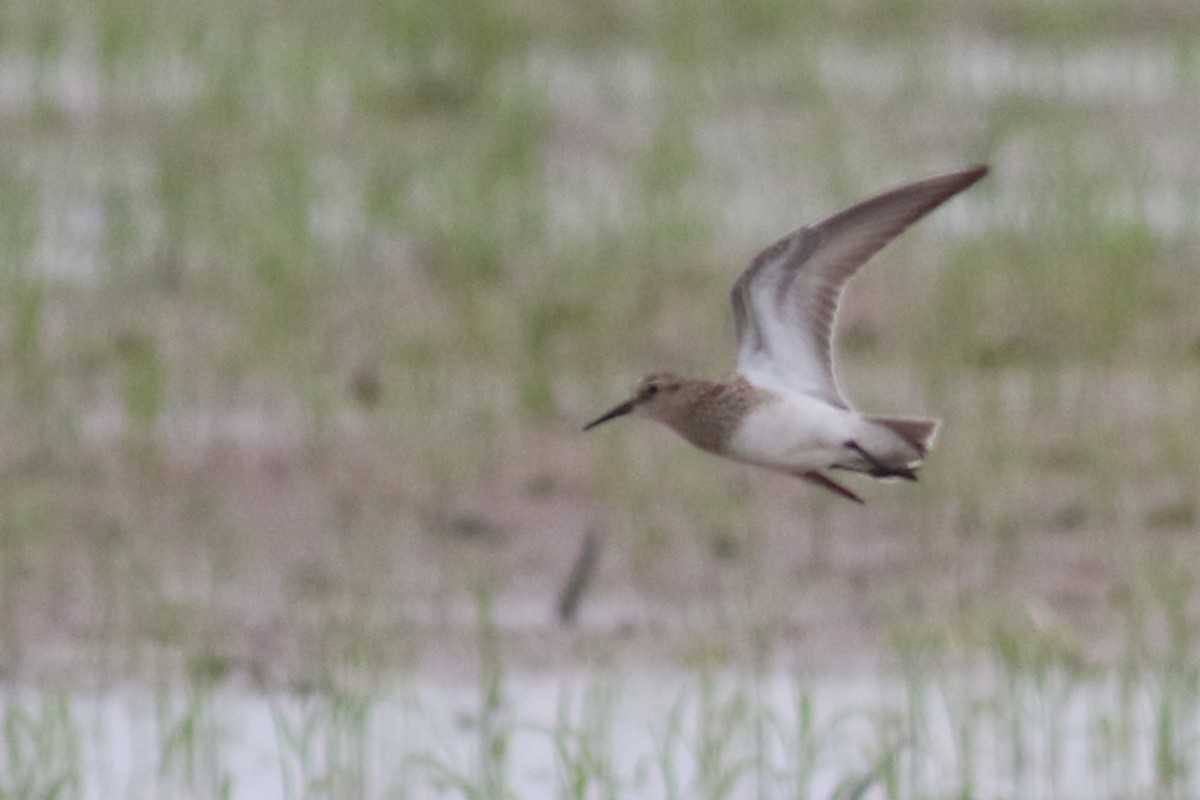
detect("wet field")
(4, 0), (1200, 796)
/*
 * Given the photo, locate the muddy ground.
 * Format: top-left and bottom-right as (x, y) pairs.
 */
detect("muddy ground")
(4, 401), (1187, 690)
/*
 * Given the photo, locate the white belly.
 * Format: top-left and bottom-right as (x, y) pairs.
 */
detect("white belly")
(726, 395), (858, 472)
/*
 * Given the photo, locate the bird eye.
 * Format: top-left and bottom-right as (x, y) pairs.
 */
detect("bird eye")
(644, 384), (659, 397)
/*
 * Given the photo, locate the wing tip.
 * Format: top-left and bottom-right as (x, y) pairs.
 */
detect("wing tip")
(943, 163), (990, 191)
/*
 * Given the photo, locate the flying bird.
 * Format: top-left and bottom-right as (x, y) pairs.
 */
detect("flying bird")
(584, 166), (988, 503)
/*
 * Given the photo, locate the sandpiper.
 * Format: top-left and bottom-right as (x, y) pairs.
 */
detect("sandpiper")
(584, 165), (988, 503)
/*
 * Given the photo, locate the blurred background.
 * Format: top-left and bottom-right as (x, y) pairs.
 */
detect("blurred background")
(3, 0), (1200, 795)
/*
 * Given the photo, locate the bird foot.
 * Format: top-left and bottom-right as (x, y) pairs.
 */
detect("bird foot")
(842, 440), (918, 481)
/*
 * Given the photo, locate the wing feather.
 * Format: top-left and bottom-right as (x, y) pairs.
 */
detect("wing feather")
(730, 165), (988, 404)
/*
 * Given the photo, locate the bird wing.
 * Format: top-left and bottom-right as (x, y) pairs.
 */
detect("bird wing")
(730, 165), (988, 405)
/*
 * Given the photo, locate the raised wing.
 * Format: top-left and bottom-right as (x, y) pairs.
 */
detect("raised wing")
(731, 165), (988, 405)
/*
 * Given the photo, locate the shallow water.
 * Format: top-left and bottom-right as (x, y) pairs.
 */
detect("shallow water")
(12, 35), (1200, 284)
(4, 664), (1194, 799)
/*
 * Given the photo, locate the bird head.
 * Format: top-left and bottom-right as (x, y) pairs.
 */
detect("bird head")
(583, 372), (688, 431)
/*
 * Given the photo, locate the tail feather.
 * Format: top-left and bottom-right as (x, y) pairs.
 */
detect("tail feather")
(866, 416), (939, 459)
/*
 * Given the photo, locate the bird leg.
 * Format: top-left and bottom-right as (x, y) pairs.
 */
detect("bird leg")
(794, 470), (865, 504)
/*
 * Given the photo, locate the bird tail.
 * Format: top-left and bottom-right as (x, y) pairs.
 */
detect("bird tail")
(829, 417), (940, 485)
(866, 416), (940, 460)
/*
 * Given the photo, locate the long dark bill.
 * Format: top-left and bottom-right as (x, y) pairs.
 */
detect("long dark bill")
(583, 400), (635, 431)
